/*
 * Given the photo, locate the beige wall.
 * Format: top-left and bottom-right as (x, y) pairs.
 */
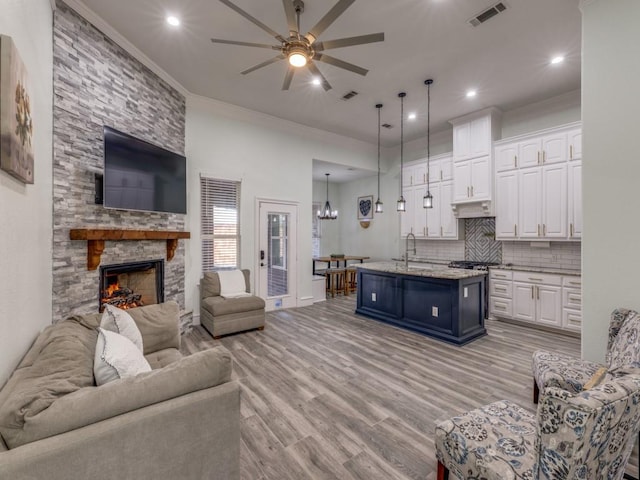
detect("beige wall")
(581, 0), (640, 361)
(0, 0), (53, 386)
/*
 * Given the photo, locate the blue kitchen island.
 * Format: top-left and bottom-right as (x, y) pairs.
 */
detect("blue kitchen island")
(355, 262), (487, 345)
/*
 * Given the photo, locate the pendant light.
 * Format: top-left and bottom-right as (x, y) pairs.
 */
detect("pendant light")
(375, 103), (384, 214)
(317, 173), (338, 220)
(423, 79), (434, 209)
(397, 92), (407, 212)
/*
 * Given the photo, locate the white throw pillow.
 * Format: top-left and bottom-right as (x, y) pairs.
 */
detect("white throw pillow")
(94, 328), (151, 386)
(100, 304), (144, 352)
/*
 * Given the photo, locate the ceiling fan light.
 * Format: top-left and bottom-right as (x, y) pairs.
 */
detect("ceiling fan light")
(288, 52), (308, 67)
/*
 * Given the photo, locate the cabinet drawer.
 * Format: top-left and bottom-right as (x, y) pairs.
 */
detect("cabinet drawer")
(563, 288), (582, 310)
(563, 308), (582, 332)
(490, 297), (513, 317)
(512, 271), (562, 286)
(562, 276), (582, 288)
(490, 280), (512, 298)
(490, 269), (513, 281)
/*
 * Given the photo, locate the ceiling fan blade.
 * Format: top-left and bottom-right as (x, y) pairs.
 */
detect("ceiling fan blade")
(282, 67), (296, 90)
(305, 0), (356, 44)
(211, 38), (279, 50)
(241, 55), (286, 75)
(315, 53), (368, 76)
(282, 0), (298, 36)
(307, 62), (332, 91)
(315, 32), (385, 52)
(219, 0), (286, 42)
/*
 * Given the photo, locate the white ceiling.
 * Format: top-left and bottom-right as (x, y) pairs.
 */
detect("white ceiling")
(75, 0), (582, 181)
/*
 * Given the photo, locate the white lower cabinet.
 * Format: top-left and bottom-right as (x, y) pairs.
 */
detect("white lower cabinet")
(490, 268), (580, 333)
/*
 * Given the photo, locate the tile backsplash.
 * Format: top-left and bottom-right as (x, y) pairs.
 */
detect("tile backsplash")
(465, 218), (502, 263)
(414, 239), (465, 262)
(502, 241), (581, 271)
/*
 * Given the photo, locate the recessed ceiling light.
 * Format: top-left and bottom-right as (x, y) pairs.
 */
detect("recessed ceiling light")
(408, 113), (417, 120)
(466, 90), (477, 98)
(166, 16), (180, 27)
(312, 77), (321, 86)
(551, 55), (565, 65)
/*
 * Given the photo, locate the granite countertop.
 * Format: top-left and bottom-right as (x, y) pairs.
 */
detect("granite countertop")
(357, 262), (487, 280)
(490, 264), (582, 276)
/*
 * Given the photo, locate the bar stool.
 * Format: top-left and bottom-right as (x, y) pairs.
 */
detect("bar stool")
(325, 268), (346, 298)
(345, 267), (358, 295)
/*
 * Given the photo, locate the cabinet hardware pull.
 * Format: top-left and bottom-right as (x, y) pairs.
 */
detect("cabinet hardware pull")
(423, 227), (426, 236)
(495, 286), (507, 291)
(543, 151), (546, 164)
(440, 226), (443, 236)
(467, 186), (470, 197)
(569, 281), (581, 286)
(471, 185), (474, 196)
(496, 304), (506, 310)
(440, 171), (443, 181)
(569, 295), (581, 301)
(543, 224), (546, 236)
(538, 151), (541, 165)
(531, 286), (535, 299)
(570, 145), (573, 159)
(537, 286), (540, 300)
(529, 277), (543, 281)
(514, 224), (517, 236)
(514, 155), (517, 168)
(494, 274), (507, 278)
(570, 223), (574, 237)
(538, 224), (541, 236)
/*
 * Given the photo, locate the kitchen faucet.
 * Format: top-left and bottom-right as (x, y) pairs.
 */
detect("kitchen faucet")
(405, 232), (416, 269)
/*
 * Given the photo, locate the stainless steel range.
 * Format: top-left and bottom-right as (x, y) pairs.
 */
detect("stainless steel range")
(448, 260), (500, 318)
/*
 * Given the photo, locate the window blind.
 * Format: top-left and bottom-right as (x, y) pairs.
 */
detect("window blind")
(200, 176), (240, 272)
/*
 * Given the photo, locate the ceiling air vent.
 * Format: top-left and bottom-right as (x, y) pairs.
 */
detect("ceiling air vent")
(468, 2), (508, 27)
(341, 90), (358, 101)
(381, 123), (393, 129)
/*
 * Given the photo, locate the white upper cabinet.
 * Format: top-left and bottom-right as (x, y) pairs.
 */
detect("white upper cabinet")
(469, 115), (491, 158)
(439, 156), (453, 181)
(403, 163), (427, 187)
(568, 161), (582, 239)
(453, 122), (471, 161)
(568, 129), (582, 160)
(495, 170), (518, 239)
(453, 161), (472, 203)
(440, 182), (458, 238)
(493, 122), (581, 241)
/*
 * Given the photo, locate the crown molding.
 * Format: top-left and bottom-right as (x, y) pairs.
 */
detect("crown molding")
(60, 0), (188, 96)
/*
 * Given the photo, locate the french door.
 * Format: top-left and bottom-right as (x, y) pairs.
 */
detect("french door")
(257, 200), (298, 311)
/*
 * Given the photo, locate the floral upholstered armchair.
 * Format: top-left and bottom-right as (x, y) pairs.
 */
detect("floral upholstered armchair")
(532, 308), (640, 403)
(435, 373), (640, 480)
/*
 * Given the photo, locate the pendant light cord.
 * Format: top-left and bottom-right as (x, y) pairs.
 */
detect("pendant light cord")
(399, 92), (405, 191)
(377, 105), (381, 197)
(427, 81), (430, 191)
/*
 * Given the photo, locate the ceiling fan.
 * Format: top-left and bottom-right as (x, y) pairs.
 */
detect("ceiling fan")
(211, 0), (384, 91)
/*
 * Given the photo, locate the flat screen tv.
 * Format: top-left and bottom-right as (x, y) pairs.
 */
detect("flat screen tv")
(103, 126), (187, 214)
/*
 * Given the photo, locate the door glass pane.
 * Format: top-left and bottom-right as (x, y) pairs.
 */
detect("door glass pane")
(268, 213), (288, 297)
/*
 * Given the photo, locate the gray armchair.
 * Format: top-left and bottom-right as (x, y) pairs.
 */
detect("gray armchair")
(200, 269), (266, 339)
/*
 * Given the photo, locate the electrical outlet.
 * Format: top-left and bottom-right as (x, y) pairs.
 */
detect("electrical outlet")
(372, 292), (377, 302)
(432, 306), (438, 317)
(463, 287), (468, 298)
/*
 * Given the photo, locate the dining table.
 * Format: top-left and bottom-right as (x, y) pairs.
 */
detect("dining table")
(312, 255), (370, 275)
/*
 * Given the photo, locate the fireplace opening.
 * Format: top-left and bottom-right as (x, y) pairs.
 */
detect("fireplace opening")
(99, 260), (164, 311)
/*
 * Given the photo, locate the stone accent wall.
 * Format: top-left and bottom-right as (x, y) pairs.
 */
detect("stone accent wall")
(52, 1), (187, 321)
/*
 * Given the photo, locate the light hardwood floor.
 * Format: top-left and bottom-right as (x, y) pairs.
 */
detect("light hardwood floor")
(180, 296), (628, 479)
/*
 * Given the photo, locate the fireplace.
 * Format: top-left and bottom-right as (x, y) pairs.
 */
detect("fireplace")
(99, 260), (164, 311)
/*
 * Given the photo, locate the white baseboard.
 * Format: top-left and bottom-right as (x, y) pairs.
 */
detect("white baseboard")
(298, 296), (314, 307)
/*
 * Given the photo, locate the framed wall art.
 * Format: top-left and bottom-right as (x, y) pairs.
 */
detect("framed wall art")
(1, 34), (34, 184)
(357, 195), (373, 220)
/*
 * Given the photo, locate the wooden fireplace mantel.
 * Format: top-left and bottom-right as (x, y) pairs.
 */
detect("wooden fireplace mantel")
(69, 229), (191, 270)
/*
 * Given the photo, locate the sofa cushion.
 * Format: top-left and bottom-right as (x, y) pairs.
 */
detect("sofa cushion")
(202, 295), (265, 317)
(100, 304), (144, 352)
(0, 346), (232, 449)
(93, 328), (152, 386)
(0, 318), (96, 448)
(78, 301), (181, 355)
(201, 270), (250, 299)
(145, 348), (183, 370)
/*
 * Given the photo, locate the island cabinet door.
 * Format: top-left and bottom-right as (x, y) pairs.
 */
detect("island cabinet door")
(357, 271), (402, 318)
(402, 278), (454, 334)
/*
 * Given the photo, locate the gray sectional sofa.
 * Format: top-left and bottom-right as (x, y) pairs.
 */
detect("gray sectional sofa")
(0, 301), (240, 480)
